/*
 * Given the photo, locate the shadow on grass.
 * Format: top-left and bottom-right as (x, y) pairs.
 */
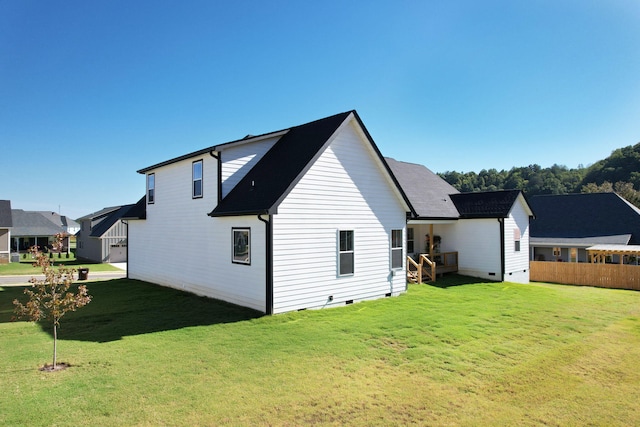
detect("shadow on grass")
(1, 279), (263, 342)
(423, 273), (493, 289)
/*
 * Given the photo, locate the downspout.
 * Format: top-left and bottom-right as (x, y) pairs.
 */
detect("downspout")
(209, 150), (222, 204)
(258, 214), (273, 315)
(498, 218), (505, 281)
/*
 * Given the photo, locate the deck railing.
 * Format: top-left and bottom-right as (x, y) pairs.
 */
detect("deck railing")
(407, 252), (458, 283)
(419, 254), (436, 282)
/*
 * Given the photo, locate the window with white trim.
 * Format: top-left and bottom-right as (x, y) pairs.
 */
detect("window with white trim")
(391, 229), (403, 269)
(232, 228), (250, 264)
(407, 227), (415, 254)
(514, 228), (521, 252)
(192, 160), (203, 198)
(338, 230), (354, 276)
(147, 173), (155, 204)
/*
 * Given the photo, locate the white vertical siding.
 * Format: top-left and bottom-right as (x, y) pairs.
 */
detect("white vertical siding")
(271, 121), (408, 313)
(447, 218), (502, 280)
(101, 219), (128, 262)
(504, 198), (531, 283)
(128, 155), (267, 312)
(220, 136), (279, 197)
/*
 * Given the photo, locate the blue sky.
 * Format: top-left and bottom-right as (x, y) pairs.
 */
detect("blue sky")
(2, 0), (639, 220)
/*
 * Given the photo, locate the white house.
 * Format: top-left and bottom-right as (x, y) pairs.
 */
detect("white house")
(126, 111), (413, 314)
(386, 158), (534, 284)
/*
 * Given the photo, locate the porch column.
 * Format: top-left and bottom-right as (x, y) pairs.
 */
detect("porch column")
(429, 224), (434, 258)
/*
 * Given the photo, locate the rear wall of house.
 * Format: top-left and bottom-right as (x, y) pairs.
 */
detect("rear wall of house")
(448, 218), (502, 280)
(271, 121), (408, 313)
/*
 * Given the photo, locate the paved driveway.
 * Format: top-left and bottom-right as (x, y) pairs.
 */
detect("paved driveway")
(0, 266), (126, 287)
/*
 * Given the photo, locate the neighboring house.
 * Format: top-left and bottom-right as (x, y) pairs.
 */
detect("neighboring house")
(529, 193), (640, 263)
(10, 209), (67, 252)
(386, 158), (534, 283)
(126, 111), (413, 314)
(76, 204), (136, 263)
(0, 200), (12, 264)
(37, 211), (80, 235)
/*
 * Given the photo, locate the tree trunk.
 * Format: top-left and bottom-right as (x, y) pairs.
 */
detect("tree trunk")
(53, 323), (57, 369)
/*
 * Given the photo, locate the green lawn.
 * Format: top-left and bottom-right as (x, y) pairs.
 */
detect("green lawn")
(1, 276), (639, 426)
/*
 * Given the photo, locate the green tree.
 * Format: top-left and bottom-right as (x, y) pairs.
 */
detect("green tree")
(13, 233), (92, 371)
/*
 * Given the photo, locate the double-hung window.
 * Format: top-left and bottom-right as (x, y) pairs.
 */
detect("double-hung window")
(391, 229), (403, 269)
(338, 230), (354, 276)
(147, 173), (155, 204)
(407, 228), (414, 254)
(514, 228), (521, 252)
(192, 160), (203, 198)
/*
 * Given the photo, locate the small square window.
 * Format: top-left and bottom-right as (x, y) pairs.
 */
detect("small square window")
(232, 228), (250, 265)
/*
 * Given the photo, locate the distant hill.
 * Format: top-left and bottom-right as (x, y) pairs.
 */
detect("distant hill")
(438, 142), (640, 208)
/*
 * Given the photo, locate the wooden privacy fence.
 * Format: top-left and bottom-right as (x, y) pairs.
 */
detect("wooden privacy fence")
(530, 261), (640, 291)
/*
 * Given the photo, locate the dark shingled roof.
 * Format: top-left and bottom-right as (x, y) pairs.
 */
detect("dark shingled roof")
(0, 200), (12, 227)
(77, 206), (122, 222)
(122, 196), (147, 220)
(385, 158), (460, 219)
(11, 210), (65, 236)
(89, 203), (137, 237)
(35, 211), (80, 231)
(529, 193), (640, 245)
(210, 111), (367, 216)
(450, 190), (525, 219)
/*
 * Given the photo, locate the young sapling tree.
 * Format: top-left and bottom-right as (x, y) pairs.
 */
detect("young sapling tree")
(13, 233), (92, 371)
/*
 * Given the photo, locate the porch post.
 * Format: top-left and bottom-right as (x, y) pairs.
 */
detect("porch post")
(429, 224), (434, 258)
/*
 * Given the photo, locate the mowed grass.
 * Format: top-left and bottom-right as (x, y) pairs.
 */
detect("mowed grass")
(1, 276), (639, 426)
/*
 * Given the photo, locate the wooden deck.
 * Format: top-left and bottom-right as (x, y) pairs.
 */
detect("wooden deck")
(407, 252), (458, 284)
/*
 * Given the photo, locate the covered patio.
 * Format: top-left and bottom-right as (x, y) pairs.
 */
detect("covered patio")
(587, 244), (640, 265)
(406, 222), (459, 283)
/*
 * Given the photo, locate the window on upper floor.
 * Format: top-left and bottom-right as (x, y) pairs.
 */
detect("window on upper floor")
(147, 173), (155, 204)
(193, 160), (203, 199)
(391, 229), (403, 269)
(339, 230), (354, 276)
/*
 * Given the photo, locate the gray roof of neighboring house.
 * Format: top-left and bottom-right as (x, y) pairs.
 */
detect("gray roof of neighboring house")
(0, 200), (12, 227)
(11, 209), (65, 236)
(385, 158), (460, 219)
(35, 211), (80, 230)
(77, 206), (122, 222)
(530, 234), (632, 248)
(89, 204), (136, 237)
(450, 190), (528, 219)
(530, 193), (640, 245)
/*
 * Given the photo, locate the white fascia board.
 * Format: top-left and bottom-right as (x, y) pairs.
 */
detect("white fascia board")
(408, 219), (458, 225)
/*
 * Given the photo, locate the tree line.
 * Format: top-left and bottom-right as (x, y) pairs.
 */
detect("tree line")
(439, 142), (640, 207)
